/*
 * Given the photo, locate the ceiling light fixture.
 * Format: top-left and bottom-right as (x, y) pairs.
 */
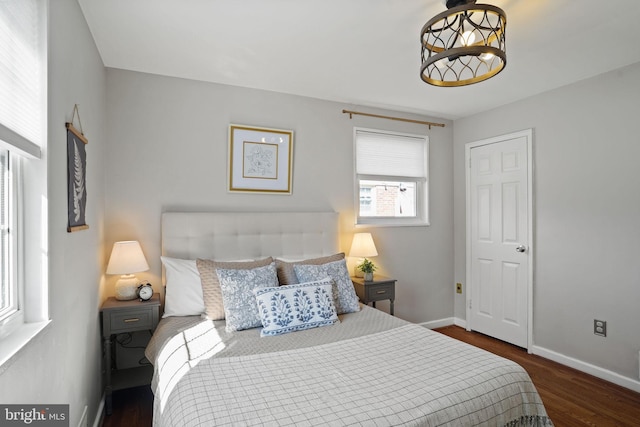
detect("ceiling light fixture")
(420, 0), (506, 87)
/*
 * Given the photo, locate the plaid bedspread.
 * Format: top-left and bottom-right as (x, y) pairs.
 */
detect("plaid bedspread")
(149, 310), (552, 426)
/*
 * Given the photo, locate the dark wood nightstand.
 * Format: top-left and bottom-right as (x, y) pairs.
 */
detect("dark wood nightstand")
(101, 293), (160, 415)
(352, 276), (396, 316)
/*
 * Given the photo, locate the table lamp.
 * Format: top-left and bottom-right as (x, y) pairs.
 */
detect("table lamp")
(349, 233), (378, 279)
(107, 240), (149, 300)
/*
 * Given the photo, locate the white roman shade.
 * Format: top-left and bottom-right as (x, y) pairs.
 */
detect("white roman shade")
(355, 129), (426, 178)
(0, 0), (44, 159)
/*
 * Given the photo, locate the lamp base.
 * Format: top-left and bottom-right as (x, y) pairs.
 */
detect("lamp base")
(115, 274), (139, 300)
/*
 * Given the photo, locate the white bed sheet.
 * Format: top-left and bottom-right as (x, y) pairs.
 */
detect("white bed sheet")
(147, 306), (552, 427)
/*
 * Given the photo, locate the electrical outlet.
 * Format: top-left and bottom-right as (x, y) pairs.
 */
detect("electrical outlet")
(456, 283), (463, 294)
(594, 319), (607, 337)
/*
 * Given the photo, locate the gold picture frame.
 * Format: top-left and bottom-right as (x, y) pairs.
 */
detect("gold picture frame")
(228, 124), (294, 194)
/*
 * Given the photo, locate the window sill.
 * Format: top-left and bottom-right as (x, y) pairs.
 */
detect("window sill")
(0, 320), (51, 373)
(356, 219), (430, 227)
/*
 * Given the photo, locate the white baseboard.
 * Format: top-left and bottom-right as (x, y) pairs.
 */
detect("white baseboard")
(419, 318), (640, 394)
(532, 345), (640, 394)
(78, 405), (88, 427)
(93, 395), (104, 427)
(418, 317), (466, 330)
(419, 317), (455, 329)
(453, 317), (467, 328)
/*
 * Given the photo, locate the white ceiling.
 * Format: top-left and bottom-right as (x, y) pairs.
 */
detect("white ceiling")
(78, 0), (640, 120)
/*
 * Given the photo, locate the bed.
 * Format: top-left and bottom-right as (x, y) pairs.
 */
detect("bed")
(146, 211), (553, 426)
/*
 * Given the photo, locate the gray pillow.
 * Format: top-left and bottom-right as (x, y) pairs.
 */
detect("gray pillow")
(294, 259), (360, 314)
(196, 257), (273, 320)
(275, 253), (345, 285)
(217, 262), (278, 332)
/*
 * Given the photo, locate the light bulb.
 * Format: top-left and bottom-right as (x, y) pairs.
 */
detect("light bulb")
(460, 30), (475, 46)
(435, 57), (448, 69)
(480, 52), (494, 61)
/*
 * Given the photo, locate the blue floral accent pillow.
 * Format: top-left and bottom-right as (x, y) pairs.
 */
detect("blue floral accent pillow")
(294, 259), (360, 314)
(217, 262), (278, 332)
(253, 279), (339, 337)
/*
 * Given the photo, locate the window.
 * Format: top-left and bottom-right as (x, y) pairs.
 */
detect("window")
(0, 0), (47, 361)
(354, 128), (429, 226)
(0, 150), (17, 322)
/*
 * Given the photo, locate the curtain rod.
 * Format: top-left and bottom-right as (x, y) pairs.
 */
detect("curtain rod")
(342, 109), (445, 129)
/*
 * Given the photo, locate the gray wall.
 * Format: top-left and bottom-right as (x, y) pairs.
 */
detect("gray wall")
(453, 62), (640, 383)
(0, 1), (107, 426)
(104, 69), (455, 325)
(5, 4), (637, 423)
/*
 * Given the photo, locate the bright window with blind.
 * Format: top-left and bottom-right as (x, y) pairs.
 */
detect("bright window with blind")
(0, 0), (47, 359)
(354, 128), (429, 226)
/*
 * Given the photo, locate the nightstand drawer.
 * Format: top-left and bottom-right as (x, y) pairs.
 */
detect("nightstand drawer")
(109, 308), (155, 334)
(366, 283), (395, 302)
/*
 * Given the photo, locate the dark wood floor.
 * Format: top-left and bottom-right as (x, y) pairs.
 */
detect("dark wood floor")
(436, 326), (640, 427)
(102, 326), (640, 427)
(102, 386), (153, 427)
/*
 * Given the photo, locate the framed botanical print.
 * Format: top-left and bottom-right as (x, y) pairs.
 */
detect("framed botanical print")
(228, 124), (293, 194)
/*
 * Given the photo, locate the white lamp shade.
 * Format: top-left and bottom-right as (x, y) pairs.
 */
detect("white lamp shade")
(349, 233), (378, 258)
(106, 241), (149, 275)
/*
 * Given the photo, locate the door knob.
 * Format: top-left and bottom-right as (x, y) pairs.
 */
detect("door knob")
(516, 245), (526, 253)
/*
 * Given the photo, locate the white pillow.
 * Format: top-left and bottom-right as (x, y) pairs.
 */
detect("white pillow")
(254, 278), (339, 337)
(161, 256), (205, 318)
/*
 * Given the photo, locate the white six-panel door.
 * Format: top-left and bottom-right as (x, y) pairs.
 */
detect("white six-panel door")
(466, 130), (532, 349)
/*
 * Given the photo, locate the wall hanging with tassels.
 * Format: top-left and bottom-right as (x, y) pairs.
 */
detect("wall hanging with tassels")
(66, 104), (89, 232)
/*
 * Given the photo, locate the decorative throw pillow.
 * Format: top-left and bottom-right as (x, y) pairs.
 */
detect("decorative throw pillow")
(294, 259), (360, 314)
(217, 262), (279, 332)
(254, 279), (339, 337)
(160, 257), (205, 318)
(196, 257), (273, 320)
(275, 252), (345, 285)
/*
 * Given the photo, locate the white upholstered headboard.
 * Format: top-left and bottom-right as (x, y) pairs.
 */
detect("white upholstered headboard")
(161, 211), (339, 261)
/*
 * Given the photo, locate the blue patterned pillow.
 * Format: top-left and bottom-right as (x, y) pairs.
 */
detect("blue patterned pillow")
(253, 279), (339, 337)
(217, 262), (278, 332)
(294, 259), (360, 314)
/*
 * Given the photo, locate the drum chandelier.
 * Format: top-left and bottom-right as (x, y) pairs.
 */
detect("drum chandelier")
(420, 0), (507, 87)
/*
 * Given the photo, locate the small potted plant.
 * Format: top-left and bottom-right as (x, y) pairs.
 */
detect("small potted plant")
(357, 258), (377, 282)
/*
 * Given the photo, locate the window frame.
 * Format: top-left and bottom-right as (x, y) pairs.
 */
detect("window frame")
(353, 127), (430, 227)
(0, 0), (49, 367)
(0, 150), (23, 338)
